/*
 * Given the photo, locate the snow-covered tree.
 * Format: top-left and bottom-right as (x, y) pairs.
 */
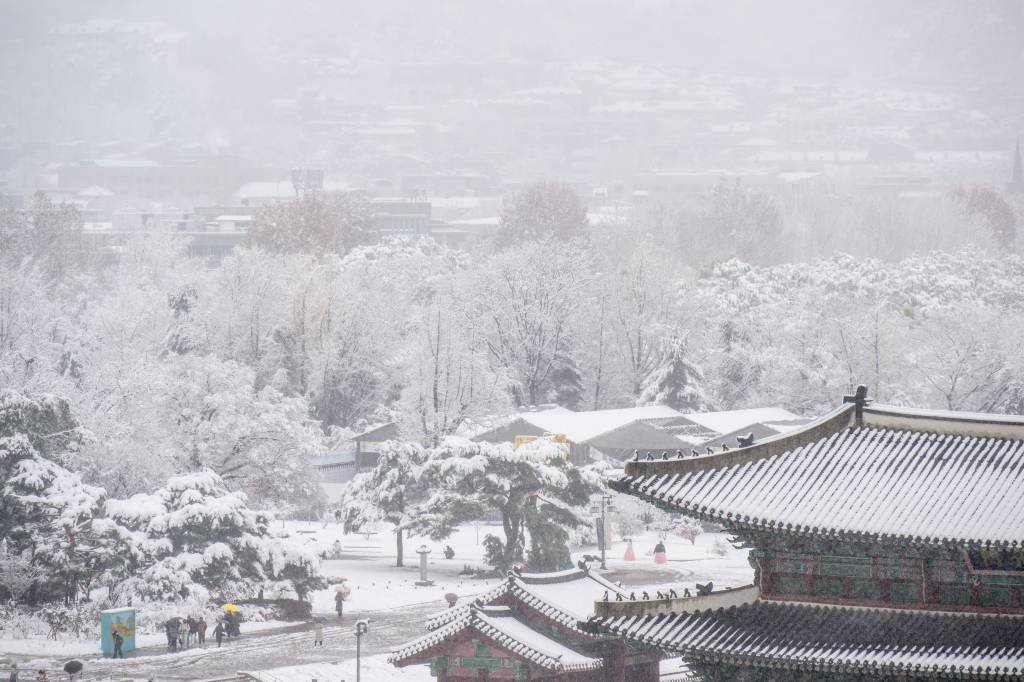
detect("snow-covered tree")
(414, 438), (603, 571)
(399, 290), (511, 446)
(609, 246), (673, 400)
(496, 182), (588, 247)
(0, 390), (108, 603)
(160, 354), (322, 510)
(341, 441), (428, 567)
(466, 241), (591, 406)
(0, 540), (45, 604)
(639, 335), (711, 412)
(675, 517), (704, 545)
(97, 469), (323, 603)
(249, 191), (373, 255)
(548, 349), (585, 410)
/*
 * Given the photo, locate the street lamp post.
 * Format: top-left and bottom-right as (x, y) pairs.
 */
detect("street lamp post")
(590, 493), (614, 570)
(355, 619), (369, 682)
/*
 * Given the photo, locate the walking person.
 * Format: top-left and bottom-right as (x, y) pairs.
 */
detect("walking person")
(654, 539), (668, 564)
(335, 590), (345, 619)
(112, 628), (125, 658)
(213, 621), (225, 647)
(196, 617), (207, 645)
(185, 616), (197, 648)
(8, 662), (17, 682)
(165, 619), (179, 652)
(35, 671), (47, 682)
(313, 621), (324, 647)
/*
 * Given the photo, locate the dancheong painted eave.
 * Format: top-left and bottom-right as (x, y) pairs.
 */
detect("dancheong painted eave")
(389, 604), (604, 673)
(589, 601), (1024, 679)
(616, 400), (1024, 548)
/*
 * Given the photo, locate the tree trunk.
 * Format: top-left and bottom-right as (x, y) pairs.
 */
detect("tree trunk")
(396, 527), (404, 567)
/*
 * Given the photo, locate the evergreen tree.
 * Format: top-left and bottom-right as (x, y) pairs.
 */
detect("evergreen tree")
(524, 500), (574, 572)
(548, 349), (585, 410)
(639, 336), (711, 412)
(341, 441), (428, 567)
(0, 390), (107, 604)
(97, 469), (323, 602)
(414, 439), (602, 571)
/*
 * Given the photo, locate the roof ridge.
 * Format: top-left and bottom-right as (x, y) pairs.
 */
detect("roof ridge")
(624, 404), (855, 477)
(863, 404), (1024, 440)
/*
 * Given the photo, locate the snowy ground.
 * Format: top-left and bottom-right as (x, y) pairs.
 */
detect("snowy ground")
(294, 520), (506, 614)
(2, 520), (751, 678)
(244, 653), (432, 682)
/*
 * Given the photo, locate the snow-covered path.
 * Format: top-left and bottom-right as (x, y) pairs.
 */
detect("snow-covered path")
(15, 602), (440, 681)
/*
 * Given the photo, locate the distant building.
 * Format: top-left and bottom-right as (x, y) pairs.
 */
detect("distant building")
(371, 199), (432, 237)
(430, 216), (500, 247)
(473, 405), (683, 465)
(312, 422), (399, 484)
(475, 405), (807, 465)
(59, 155), (262, 205)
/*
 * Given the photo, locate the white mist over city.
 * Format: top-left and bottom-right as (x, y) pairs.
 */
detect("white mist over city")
(1, 1), (1022, 680)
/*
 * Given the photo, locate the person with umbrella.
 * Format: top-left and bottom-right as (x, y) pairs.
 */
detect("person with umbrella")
(62, 661), (83, 681)
(334, 583), (350, 619)
(165, 618), (180, 651)
(221, 603), (242, 636)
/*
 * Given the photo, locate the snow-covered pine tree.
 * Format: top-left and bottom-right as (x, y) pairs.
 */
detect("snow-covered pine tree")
(548, 348), (585, 410)
(97, 469), (322, 602)
(0, 390), (108, 604)
(340, 441), (428, 567)
(524, 499), (574, 572)
(414, 438), (603, 571)
(639, 335), (712, 412)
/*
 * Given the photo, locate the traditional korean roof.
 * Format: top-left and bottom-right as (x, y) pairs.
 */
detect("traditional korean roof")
(592, 601), (1024, 679)
(390, 604), (604, 672)
(426, 567), (628, 634)
(616, 400), (1024, 547)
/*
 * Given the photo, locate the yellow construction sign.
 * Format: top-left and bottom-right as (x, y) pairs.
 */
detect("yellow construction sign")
(515, 433), (570, 458)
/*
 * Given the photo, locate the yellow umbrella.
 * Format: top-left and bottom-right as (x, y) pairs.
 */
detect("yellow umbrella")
(221, 603), (242, 613)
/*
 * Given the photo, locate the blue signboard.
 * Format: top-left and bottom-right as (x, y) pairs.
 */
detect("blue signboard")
(100, 607), (136, 656)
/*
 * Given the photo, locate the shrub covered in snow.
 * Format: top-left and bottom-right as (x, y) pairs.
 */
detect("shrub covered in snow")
(96, 469), (323, 602)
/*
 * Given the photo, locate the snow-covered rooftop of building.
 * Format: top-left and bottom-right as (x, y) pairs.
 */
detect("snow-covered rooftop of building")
(475, 606), (600, 668)
(619, 401), (1024, 546)
(523, 405), (682, 442)
(678, 407), (800, 434)
(594, 600), (1024, 678)
(427, 567), (627, 633)
(392, 602), (603, 672)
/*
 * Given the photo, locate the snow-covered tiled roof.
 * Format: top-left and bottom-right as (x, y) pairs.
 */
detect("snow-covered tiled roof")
(617, 402), (1024, 547)
(425, 567), (627, 633)
(592, 601), (1024, 678)
(391, 604), (603, 672)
